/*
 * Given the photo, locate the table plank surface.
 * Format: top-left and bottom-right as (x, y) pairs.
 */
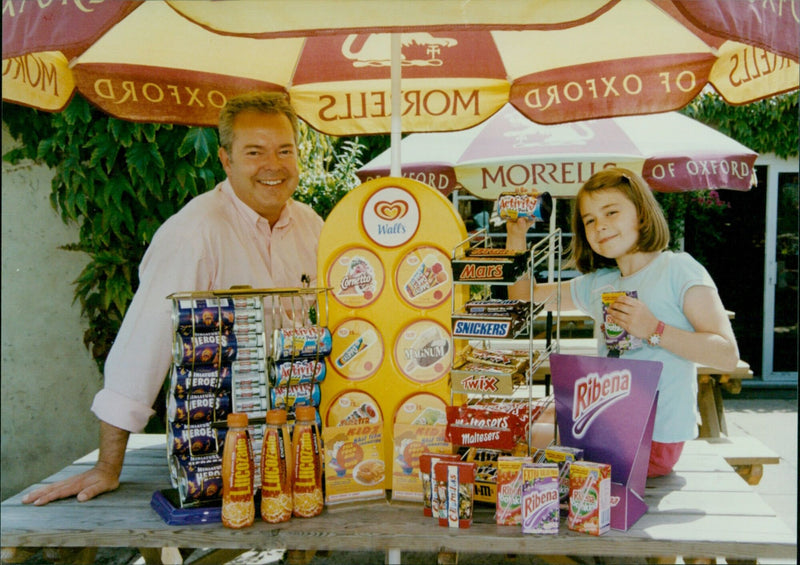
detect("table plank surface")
(1, 436), (795, 561)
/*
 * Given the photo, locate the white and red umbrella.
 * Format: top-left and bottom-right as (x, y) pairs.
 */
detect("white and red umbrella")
(357, 105), (758, 198)
(3, 0), (797, 142)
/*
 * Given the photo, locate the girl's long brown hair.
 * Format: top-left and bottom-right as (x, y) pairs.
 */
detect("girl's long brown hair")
(570, 167), (670, 273)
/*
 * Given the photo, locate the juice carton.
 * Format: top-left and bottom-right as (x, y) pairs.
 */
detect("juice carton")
(568, 461), (611, 536)
(495, 456), (533, 526)
(544, 445), (584, 514)
(601, 291), (642, 353)
(521, 463), (559, 535)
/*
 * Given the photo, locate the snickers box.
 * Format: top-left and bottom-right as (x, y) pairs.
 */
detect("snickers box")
(451, 316), (525, 339)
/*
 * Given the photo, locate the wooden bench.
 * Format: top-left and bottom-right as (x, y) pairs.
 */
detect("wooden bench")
(696, 359), (753, 438)
(683, 435), (781, 486)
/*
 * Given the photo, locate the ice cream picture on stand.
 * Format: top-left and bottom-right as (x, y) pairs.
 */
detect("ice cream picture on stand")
(327, 247), (385, 308)
(405, 254), (448, 299)
(334, 328), (379, 370)
(339, 256), (377, 300)
(327, 435), (364, 478)
(396, 247), (452, 309)
(400, 323), (450, 381)
(331, 320), (383, 380)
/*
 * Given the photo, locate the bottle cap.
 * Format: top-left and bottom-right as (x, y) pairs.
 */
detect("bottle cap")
(227, 412), (249, 428)
(266, 408), (288, 425)
(294, 405), (316, 422)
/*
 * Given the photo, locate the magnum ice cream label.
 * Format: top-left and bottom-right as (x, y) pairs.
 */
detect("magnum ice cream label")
(394, 319), (451, 384)
(326, 247), (385, 308)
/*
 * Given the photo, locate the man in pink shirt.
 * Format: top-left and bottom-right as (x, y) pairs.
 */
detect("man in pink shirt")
(23, 92), (323, 506)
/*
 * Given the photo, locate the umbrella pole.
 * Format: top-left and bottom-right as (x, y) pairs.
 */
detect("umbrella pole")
(390, 33), (402, 177)
(548, 199), (557, 283)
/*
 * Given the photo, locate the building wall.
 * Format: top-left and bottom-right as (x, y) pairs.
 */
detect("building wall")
(1, 124), (102, 501)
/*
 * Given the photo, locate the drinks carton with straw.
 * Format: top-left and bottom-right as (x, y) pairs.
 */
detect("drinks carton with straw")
(568, 461), (611, 536)
(495, 456), (532, 525)
(544, 445), (584, 515)
(521, 463), (559, 534)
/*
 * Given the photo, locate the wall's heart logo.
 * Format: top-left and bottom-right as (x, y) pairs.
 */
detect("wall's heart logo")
(373, 200), (408, 221)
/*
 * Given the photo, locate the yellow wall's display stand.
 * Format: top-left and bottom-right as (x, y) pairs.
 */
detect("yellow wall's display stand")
(317, 178), (468, 502)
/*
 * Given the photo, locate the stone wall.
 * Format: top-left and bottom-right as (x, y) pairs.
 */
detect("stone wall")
(1, 124), (102, 501)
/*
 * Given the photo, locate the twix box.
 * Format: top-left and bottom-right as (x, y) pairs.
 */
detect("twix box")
(567, 461), (611, 536)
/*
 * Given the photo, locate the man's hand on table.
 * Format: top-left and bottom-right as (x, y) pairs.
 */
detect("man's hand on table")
(22, 421), (129, 506)
(21, 464), (121, 505)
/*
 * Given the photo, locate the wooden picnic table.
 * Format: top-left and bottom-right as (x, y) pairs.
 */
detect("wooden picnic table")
(0, 435), (794, 565)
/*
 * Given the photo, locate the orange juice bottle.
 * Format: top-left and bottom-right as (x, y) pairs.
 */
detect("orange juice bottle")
(260, 408), (293, 523)
(221, 412), (255, 528)
(291, 405), (323, 518)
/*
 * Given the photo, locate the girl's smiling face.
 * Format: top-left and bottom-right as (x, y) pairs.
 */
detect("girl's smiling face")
(579, 188), (641, 261)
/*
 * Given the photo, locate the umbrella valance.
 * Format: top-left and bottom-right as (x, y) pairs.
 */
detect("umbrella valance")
(357, 106), (758, 198)
(3, 0), (797, 135)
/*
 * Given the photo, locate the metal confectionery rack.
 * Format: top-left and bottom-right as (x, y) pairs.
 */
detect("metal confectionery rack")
(449, 229), (562, 497)
(165, 286), (331, 509)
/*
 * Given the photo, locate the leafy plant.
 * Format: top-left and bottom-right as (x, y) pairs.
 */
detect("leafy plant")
(681, 91), (798, 159)
(657, 92), (799, 254)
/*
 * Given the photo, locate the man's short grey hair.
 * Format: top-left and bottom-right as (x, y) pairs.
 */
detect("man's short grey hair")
(218, 92), (298, 154)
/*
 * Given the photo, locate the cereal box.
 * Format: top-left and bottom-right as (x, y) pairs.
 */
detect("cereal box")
(521, 463), (559, 535)
(433, 461), (476, 529)
(495, 456), (532, 526)
(568, 461), (611, 536)
(419, 453), (460, 517)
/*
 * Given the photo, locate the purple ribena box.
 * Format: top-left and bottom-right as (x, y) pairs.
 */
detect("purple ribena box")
(521, 463), (559, 535)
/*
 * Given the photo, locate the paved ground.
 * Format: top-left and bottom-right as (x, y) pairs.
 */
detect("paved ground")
(14, 389), (797, 565)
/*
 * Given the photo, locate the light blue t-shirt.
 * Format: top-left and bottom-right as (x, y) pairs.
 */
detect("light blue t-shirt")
(570, 251), (716, 442)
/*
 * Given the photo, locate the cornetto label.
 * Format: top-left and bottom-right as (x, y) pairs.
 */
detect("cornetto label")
(572, 369), (631, 438)
(453, 320), (511, 337)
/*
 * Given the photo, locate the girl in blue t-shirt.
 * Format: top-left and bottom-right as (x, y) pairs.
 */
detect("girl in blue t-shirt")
(507, 167), (739, 476)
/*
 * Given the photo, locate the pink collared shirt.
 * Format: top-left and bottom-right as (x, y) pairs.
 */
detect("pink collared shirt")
(91, 180), (323, 432)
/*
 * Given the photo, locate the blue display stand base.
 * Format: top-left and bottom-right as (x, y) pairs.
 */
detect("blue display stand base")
(150, 489), (221, 525)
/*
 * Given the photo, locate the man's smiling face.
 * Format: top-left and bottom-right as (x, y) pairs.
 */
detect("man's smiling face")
(218, 110), (299, 225)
